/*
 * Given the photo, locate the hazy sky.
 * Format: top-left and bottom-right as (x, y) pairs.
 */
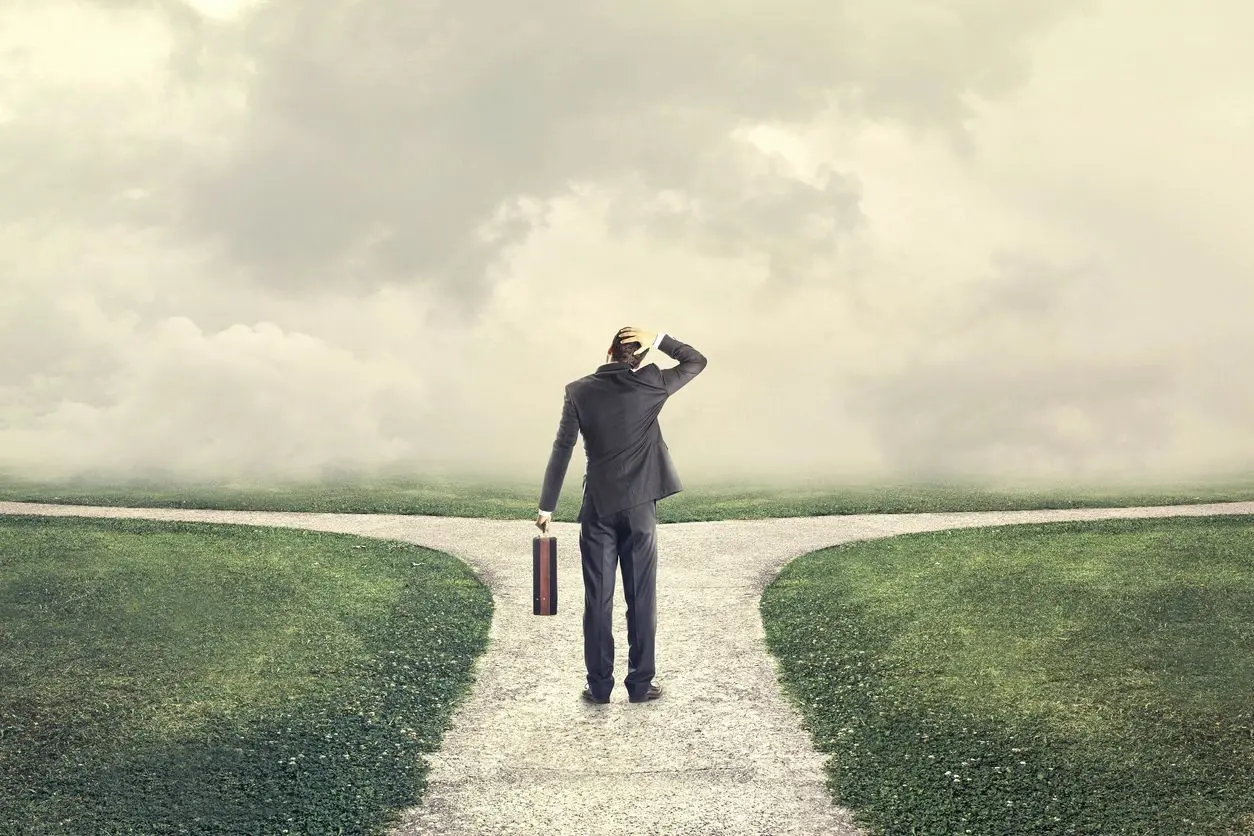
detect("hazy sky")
(2, 0), (1252, 488)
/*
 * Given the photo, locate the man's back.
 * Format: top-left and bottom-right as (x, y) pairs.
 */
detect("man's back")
(540, 333), (707, 522)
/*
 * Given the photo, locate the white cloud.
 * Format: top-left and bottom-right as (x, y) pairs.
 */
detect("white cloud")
(183, 0), (262, 24)
(2, 0), (1251, 488)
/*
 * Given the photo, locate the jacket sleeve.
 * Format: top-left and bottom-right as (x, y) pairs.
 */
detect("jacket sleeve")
(538, 387), (580, 514)
(656, 334), (708, 396)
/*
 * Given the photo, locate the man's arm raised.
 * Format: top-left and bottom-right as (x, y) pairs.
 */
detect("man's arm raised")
(618, 326), (707, 395)
(657, 335), (708, 396)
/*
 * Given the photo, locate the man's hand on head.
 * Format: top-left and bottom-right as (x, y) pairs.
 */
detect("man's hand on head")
(617, 326), (656, 355)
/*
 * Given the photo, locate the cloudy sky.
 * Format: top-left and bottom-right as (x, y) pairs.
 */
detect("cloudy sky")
(2, 0), (1251, 489)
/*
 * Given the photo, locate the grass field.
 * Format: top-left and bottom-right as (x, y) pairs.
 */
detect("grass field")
(761, 515), (1254, 835)
(6, 477), (1254, 834)
(3, 473), (1254, 520)
(0, 515), (492, 836)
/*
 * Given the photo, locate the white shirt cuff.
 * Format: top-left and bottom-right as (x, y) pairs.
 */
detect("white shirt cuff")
(538, 509), (552, 516)
(653, 332), (666, 349)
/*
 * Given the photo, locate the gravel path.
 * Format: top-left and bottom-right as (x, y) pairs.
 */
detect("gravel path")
(4, 499), (1253, 836)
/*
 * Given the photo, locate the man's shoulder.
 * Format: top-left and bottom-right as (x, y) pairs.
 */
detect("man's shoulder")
(631, 363), (665, 385)
(565, 374), (596, 398)
(568, 364), (663, 390)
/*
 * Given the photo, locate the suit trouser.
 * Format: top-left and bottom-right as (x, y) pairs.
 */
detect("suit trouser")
(578, 499), (658, 701)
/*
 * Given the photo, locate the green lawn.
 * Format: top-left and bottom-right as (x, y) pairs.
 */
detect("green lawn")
(7, 481), (1254, 835)
(761, 515), (1254, 836)
(0, 515), (492, 836)
(2, 473), (1253, 519)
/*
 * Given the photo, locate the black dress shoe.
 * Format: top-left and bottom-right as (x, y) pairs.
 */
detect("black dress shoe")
(628, 683), (663, 703)
(581, 687), (610, 704)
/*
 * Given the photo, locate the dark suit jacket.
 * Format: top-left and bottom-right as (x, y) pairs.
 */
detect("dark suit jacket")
(539, 334), (708, 522)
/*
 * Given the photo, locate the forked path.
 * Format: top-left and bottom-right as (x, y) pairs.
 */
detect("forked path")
(4, 500), (1254, 835)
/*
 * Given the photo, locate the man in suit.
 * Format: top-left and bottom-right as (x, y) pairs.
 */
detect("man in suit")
(536, 326), (708, 705)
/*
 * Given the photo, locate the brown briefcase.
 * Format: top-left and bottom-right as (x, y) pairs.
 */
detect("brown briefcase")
(533, 533), (558, 616)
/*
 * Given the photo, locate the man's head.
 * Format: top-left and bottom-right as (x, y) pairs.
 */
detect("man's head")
(606, 329), (644, 369)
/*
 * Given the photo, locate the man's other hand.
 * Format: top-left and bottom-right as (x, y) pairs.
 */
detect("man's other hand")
(536, 512), (551, 534)
(617, 326), (656, 355)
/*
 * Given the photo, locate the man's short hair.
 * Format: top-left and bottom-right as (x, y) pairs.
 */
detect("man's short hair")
(609, 331), (644, 369)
